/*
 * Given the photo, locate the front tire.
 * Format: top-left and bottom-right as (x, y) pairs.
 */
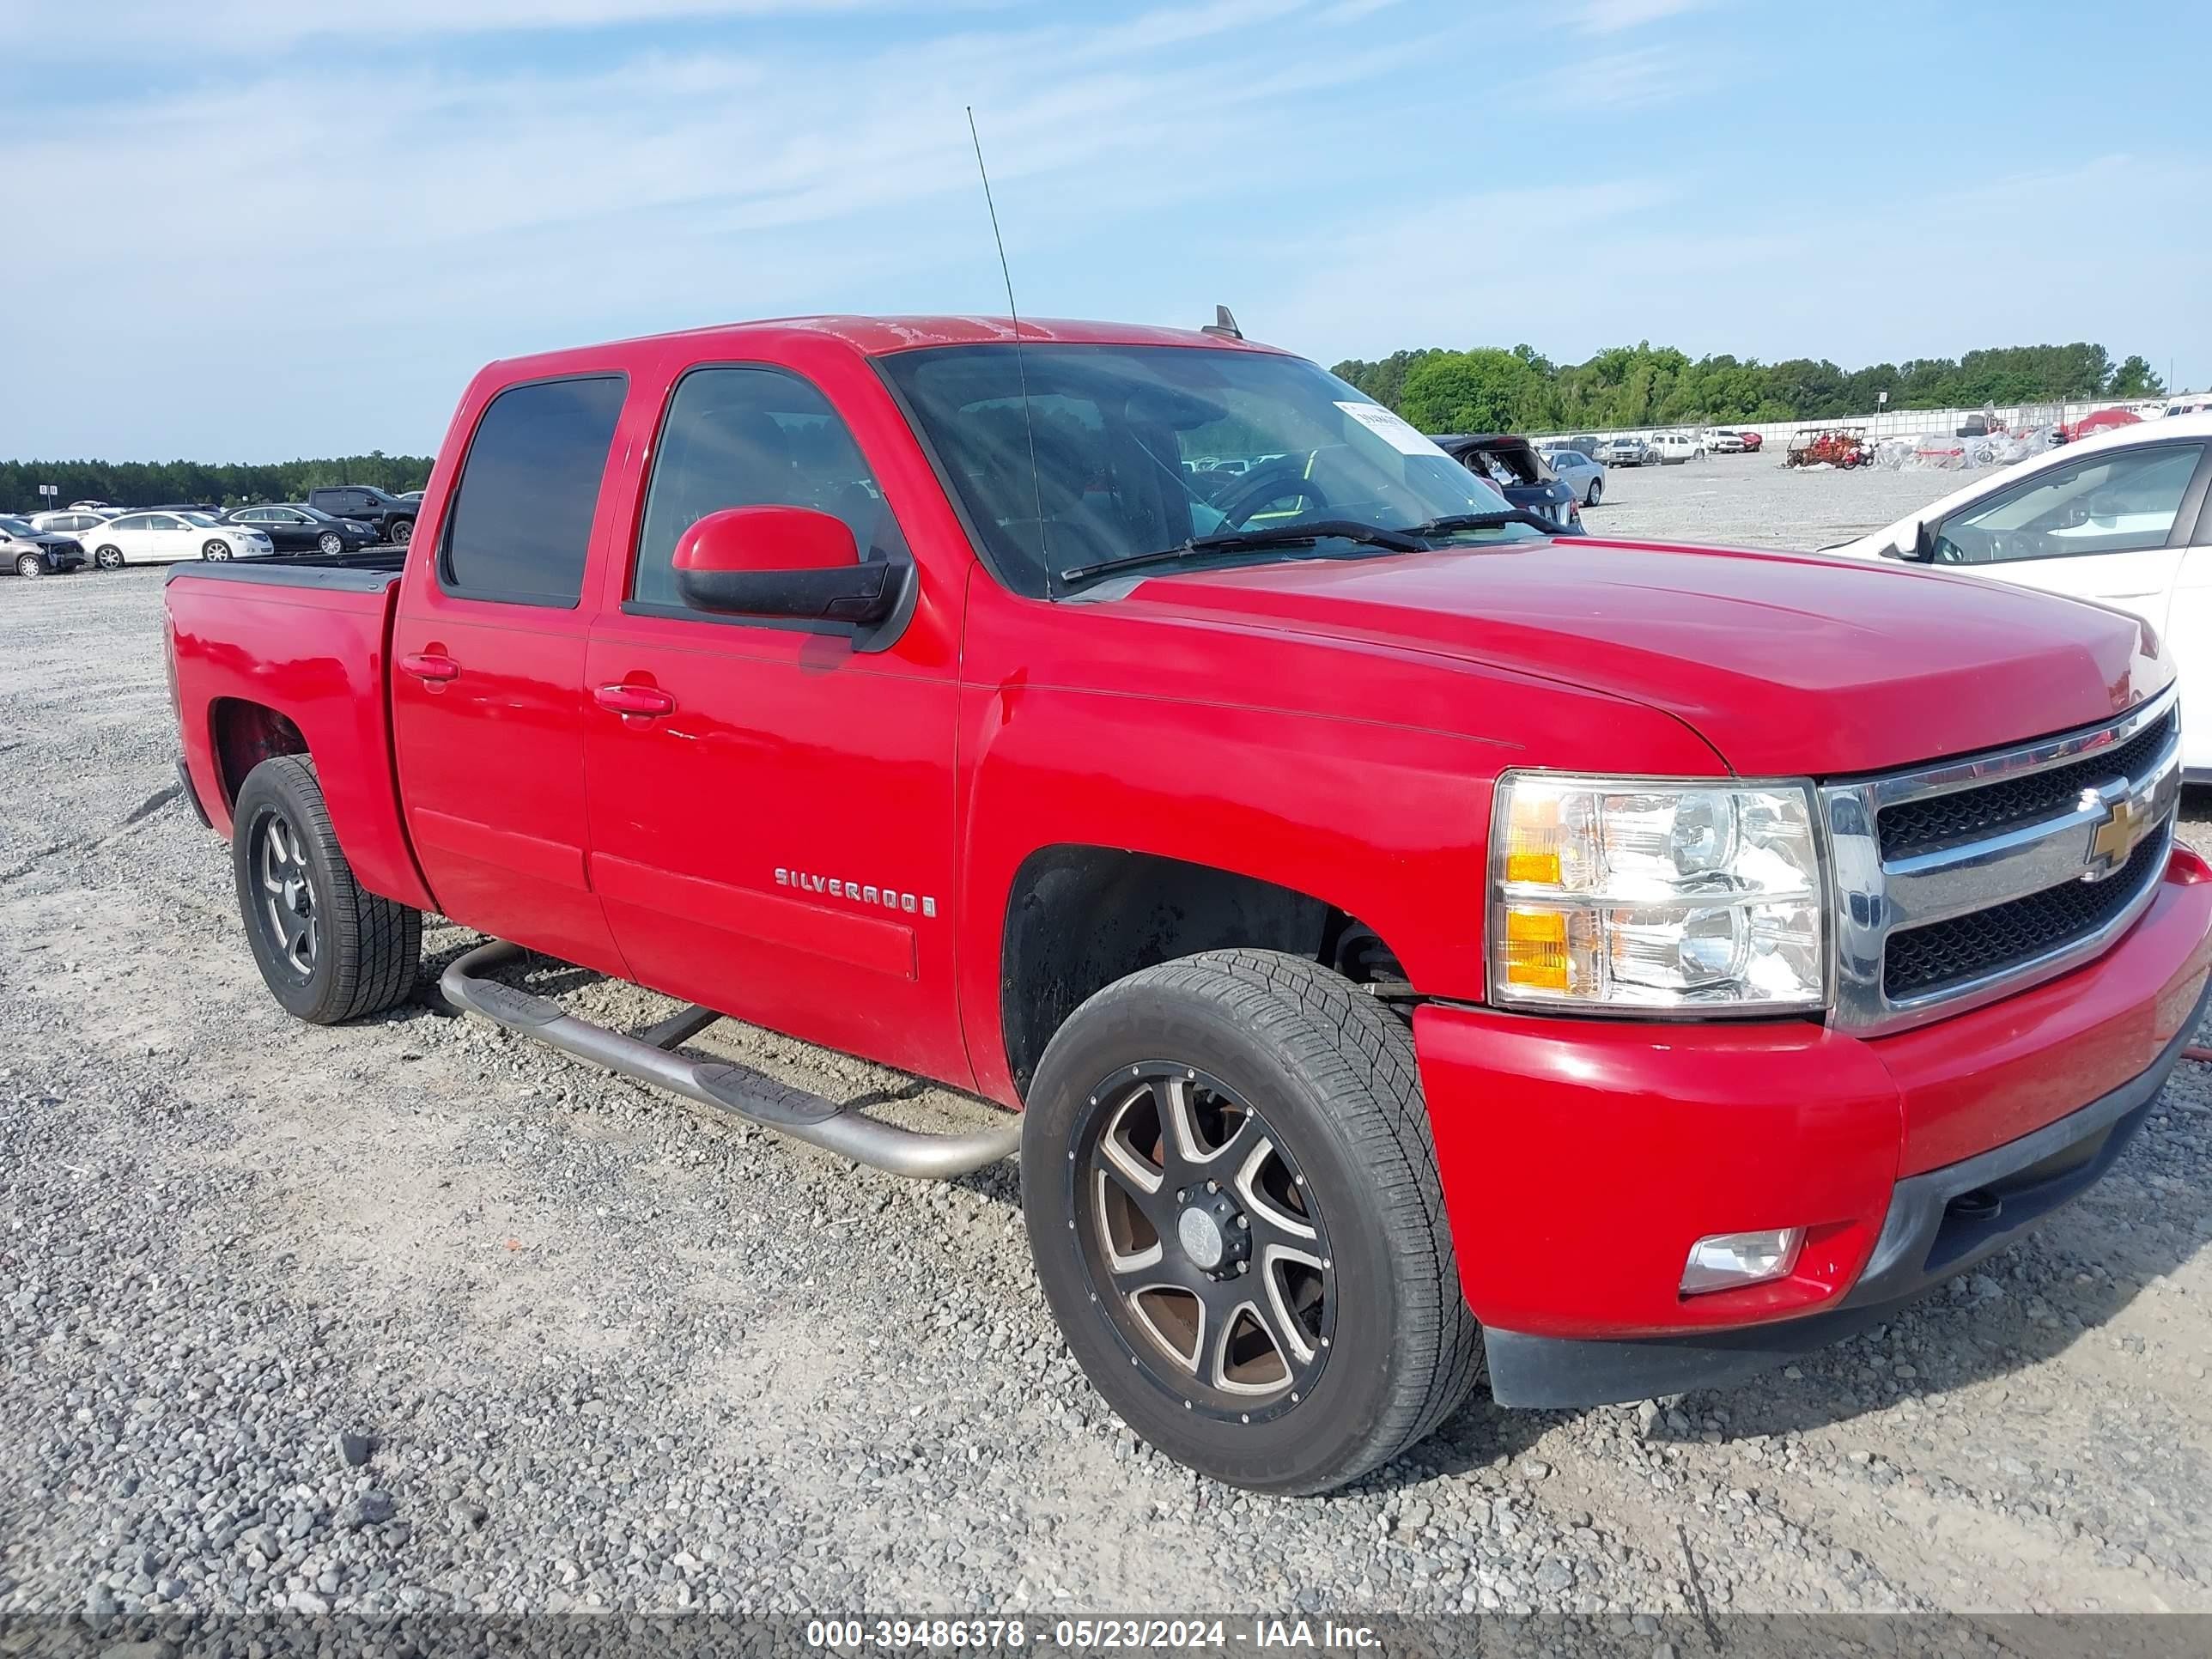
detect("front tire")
(202, 539), (232, 561)
(94, 545), (125, 570)
(15, 552), (44, 579)
(1023, 950), (1480, 1494)
(318, 531), (344, 556)
(231, 755), (422, 1024)
(389, 518), (414, 545)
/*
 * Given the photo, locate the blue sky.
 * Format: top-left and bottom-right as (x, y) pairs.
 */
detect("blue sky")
(3, 0), (2206, 460)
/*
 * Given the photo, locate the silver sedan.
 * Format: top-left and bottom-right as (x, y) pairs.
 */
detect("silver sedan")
(1540, 446), (1608, 507)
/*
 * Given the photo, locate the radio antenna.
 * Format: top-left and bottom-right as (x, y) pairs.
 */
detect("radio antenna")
(966, 106), (1052, 592)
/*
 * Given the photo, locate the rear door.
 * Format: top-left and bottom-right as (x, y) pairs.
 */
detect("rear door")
(389, 372), (632, 975)
(579, 352), (972, 1085)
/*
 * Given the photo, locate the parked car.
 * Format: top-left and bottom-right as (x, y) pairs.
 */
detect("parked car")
(1648, 430), (1706, 465)
(307, 485), (418, 544)
(82, 509), (273, 568)
(1596, 434), (1654, 466)
(1739, 428), (1765, 453)
(1705, 428), (1747, 454)
(397, 490), (426, 502)
(1536, 446), (1607, 507)
(1430, 434), (1582, 531)
(1826, 412), (2212, 775)
(224, 503), (380, 556)
(29, 508), (119, 539)
(1, 514), (88, 578)
(165, 314), (2209, 1497)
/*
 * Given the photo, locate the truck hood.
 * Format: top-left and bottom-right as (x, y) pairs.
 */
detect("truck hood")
(1115, 536), (2164, 776)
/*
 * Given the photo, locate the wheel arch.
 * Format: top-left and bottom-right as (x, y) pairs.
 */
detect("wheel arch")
(210, 697), (309, 814)
(996, 844), (1408, 1099)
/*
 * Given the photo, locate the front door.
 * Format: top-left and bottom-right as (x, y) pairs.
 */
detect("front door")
(389, 372), (631, 975)
(580, 360), (971, 1086)
(1929, 441), (2210, 633)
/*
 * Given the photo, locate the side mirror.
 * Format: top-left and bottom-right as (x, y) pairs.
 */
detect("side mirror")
(1909, 519), (1937, 562)
(672, 506), (916, 651)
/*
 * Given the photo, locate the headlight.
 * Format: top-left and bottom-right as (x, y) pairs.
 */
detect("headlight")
(1489, 772), (1826, 1014)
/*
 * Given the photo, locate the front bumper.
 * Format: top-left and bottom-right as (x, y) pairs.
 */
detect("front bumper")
(1415, 845), (2212, 1407)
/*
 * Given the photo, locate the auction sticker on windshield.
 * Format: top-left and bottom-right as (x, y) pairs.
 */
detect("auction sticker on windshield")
(1335, 400), (1446, 456)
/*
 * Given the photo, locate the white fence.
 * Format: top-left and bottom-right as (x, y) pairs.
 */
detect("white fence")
(1535, 398), (2168, 450)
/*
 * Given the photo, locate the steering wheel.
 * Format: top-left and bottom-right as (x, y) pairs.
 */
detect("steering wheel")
(1212, 467), (1333, 529)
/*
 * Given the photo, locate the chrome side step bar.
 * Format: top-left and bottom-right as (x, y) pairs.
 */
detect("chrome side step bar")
(440, 941), (1022, 1180)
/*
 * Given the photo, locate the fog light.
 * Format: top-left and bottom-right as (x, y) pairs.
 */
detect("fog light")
(1680, 1227), (1805, 1295)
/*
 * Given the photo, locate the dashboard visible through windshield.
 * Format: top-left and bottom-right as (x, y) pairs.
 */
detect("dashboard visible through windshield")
(880, 343), (1538, 597)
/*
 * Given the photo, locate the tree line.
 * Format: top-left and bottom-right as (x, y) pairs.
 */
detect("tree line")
(1331, 342), (2168, 438)
(0, 453), (433, 514)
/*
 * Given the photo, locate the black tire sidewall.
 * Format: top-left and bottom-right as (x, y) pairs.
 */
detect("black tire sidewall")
(1024, 973), (1415, 1493)
(231, 762), (343, 1022)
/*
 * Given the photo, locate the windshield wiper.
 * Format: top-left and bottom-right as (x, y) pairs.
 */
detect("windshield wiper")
(1403, 509), (1563, 538)
(1057, 520), (1429, 588)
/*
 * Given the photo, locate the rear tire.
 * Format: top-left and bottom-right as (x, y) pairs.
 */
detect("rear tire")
(1586, 478), (1603, 507)
(231, 755), (422, 1024)
(94, 546), (125, 570)
(1023, 949), (1481, 1494)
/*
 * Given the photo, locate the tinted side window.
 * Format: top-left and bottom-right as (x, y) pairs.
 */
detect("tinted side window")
(629, 365), (907, 612)
(441, 374), (626, 605)
(1936, 445), (2203, 566)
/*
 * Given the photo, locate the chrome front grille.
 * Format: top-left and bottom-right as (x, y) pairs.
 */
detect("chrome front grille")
(1823, 685), (2181, 1036)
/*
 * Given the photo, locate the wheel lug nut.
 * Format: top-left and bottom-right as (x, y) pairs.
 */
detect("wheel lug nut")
(1176, 1189), (1187, 1203)
(1206, 1180), (1218, 1194)
(1236, 1215), (1249, 1230)
(1237, 1260), (1249, 1274)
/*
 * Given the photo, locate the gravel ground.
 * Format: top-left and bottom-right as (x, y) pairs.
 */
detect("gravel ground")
(3, 467), (2209, 1625)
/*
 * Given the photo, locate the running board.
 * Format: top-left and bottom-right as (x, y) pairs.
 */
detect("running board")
(439, 941), (1021, 1180)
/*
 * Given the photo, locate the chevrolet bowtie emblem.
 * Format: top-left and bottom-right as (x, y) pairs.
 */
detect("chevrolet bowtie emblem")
(2082, 786), (2147, 881)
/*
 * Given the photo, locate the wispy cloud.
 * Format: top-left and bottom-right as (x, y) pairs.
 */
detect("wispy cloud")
(1573, 0), (1717, 33)
(1528, 43), (1727, 109)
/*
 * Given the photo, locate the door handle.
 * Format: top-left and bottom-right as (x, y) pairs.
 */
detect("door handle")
(399, 652), (459, 683)
(594, 683), (676, 718)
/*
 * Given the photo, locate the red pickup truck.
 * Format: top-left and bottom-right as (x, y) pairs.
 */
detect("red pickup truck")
(165, 316), (2211, 1495)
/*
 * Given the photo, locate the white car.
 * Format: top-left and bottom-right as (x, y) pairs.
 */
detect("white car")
(1648, 430), (1706, 465)
(82, 509), (273, 568)
(1705, 428), (1747, 453)
(1826, 412), (2212, 775)
(29, 508), (120, 540)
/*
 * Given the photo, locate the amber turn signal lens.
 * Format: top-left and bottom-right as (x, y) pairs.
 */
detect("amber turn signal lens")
(1503, 908), (1571, 991)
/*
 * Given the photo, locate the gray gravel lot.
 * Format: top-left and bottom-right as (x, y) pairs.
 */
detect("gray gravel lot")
(3, 463), (2209, 1622)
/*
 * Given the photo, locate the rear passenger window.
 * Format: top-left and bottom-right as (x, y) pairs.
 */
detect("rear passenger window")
(441, 374), (626, 605)
(629, 365), (907, 612)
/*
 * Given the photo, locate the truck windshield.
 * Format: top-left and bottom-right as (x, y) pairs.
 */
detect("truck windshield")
(881, 343), (1538, 598)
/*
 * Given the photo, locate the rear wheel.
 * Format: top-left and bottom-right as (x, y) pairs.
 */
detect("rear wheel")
(1023, 950), (1480, 1494)
(15, 552), (44, 579)
(231, 755), (422, 1024)
(1586, 478), (1603, 507)
(202, 539), (232, 561)
(94, 546), (125, 569)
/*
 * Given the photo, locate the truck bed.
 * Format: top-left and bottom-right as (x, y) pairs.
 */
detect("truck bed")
(164, 550), (434, 912)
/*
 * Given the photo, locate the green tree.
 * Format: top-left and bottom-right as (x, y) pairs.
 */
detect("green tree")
(2108, 356), (2166, 398)
(1395, 349), (1547, 434)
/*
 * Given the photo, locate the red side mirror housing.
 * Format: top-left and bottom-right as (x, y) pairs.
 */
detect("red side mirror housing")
(669, 505), (916, 653)
(673, 505), (858, 576)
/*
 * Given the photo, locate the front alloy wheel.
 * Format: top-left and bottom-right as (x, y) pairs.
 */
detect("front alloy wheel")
(1024, 951), (1481, 1494)
(202, 539), (232, 561)
(1077, 1063), (1333, 1421)
(319, 531), (344, 556)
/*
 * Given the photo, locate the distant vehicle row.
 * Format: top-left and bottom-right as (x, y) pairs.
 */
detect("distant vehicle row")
(5, 486), (422, 574)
